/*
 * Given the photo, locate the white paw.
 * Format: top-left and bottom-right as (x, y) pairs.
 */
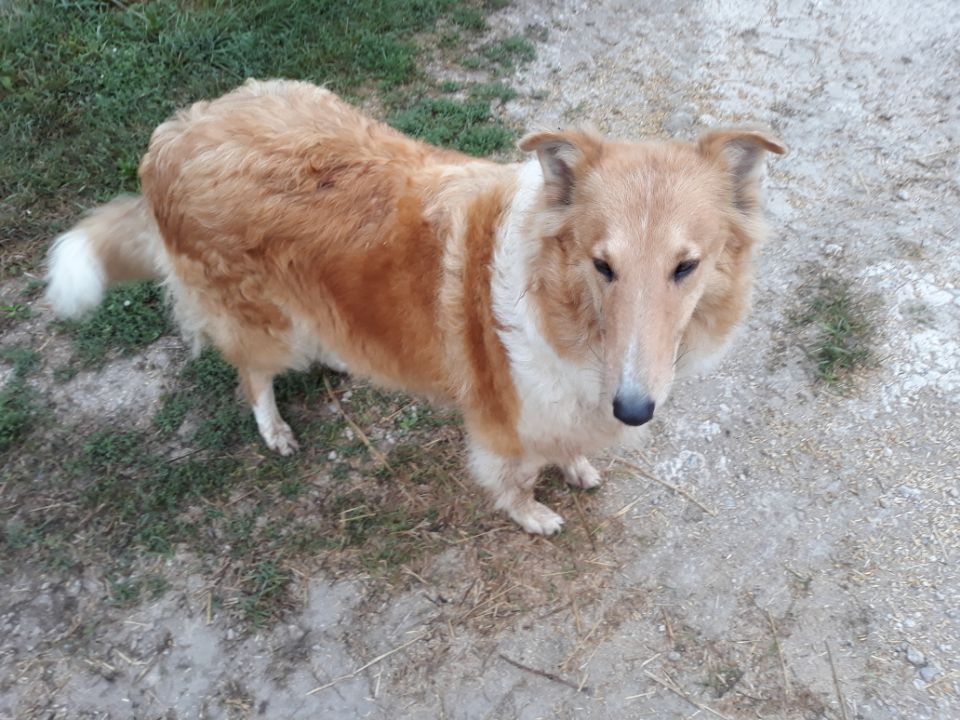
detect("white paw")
(263, 422), (299, 456)
(562, 457), (602, 490)
(509, 500), (565, 535)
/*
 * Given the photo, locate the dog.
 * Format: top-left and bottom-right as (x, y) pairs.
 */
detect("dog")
(45, 79), (785, 534)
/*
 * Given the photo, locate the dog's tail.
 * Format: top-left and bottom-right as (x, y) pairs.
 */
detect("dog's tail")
(45, 195), (165, 319)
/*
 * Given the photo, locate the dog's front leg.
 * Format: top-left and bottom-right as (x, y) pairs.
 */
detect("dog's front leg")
(467, 442), (564, 535)
(561, 455), (602, 490)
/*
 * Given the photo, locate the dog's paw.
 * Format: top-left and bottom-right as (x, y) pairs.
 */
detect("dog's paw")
(562, 456), (602, 490)
(509, 500), (565, 535)
(263, 422), (300, 456)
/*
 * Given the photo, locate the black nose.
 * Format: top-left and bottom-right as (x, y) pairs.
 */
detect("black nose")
(612, 393), (656, 426)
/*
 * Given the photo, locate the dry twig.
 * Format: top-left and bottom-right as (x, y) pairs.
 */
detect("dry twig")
(825, 641), (849, 720)
(306, 632), (427, 696)
(323, 376), (392, 470)
(499, 653), (591, 695)
(614, 456), (717, 516)
(644, 671), (734, 720)
(765, 609), (791, 702)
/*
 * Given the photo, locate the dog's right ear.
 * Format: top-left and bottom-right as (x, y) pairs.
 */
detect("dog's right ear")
(519, 131), (603, 206)
(697, 128), (787, 212)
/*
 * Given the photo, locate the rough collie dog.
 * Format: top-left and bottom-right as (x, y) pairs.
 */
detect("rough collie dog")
(45, 79), (785, 534)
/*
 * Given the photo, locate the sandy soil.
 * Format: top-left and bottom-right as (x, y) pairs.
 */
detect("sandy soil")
(2, 1), (958, 718)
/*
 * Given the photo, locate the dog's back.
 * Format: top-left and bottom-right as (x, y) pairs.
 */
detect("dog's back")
(141, 79), (481, 397)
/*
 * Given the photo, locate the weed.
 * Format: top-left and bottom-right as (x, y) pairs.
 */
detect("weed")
(240, 561), (293, 626)
(53, 366), (79, 383)
(483, 34), (536, 69)
(155, 348), (256, 446)
(389, 97), (515, 156)
(0, 346), (40, 377)
(792, 275), (877, 384)
(3, 521), (37, 552)
(79, 429), (240, 553)
(64, 282), (170, 366)
(452, 7), (488, 31)
(0, 347), (41, 452)
(707, 665), (744, 698)
(0, 303), (35, 329)
(152, 391), (193, 435)
(110, 576), (143, 606)
(469, 82), (519, 103)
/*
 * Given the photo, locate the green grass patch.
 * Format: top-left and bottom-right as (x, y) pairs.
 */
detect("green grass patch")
(469, 81), (519, 103)
(484, 34), (537, 67)
(792, 275), (877, 384)
(154, 347), (257, 446)
(1, 0), (524, 274)
(0, 378), (39, 453)
(64, 282), (171, 366)
(79, 429), (241, 553)
(240, 560), (294, 626)
(0, 346), (40, 377)
(0, 344), (42, 452)
(0, 303), (35, 330)
(462, 33), (536, 74)
(389, 97), (515, 156)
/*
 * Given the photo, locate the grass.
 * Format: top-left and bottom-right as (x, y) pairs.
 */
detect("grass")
(0, 344), (42, 452)
(0, 0), (559, 631)
(389, 97), (516, 156)
(792, 274), (877, 385)
(0, 0), (522, 275)
(463, 33), (536, 73)
(78, 428), (242, 553)
(62, 282), (171, 366)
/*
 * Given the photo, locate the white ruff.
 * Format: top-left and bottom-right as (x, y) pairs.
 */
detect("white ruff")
(491, 161), (621, 462)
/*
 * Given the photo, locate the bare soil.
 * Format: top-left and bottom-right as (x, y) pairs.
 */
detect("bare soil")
(2, 1), (959, 718)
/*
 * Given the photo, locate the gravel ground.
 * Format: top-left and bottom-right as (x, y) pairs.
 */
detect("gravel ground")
(2, 1), (958, 718)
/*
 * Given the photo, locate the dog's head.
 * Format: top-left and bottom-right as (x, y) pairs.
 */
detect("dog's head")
(520, 127), (786, 427)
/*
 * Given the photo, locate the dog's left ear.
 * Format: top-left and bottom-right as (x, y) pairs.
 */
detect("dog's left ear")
(519, 130), (603, 207)
(698, 129), (787, 211)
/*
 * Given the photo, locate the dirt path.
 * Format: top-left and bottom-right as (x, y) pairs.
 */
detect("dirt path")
(2, 1), (958, 718)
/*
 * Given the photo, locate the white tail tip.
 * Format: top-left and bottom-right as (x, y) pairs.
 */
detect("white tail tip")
(44, 230), (106, 319)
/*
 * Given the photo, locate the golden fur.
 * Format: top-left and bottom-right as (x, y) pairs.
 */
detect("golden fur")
(45, 79), (785, 533)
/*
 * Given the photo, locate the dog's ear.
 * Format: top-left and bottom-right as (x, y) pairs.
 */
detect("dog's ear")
(518, 131), (603, 206)
(697, 128), (787, 211)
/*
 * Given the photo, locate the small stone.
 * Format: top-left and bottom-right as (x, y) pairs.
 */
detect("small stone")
(823, 243), (843, 256)
(667, 651), (682, 662)
(896, 189), (910, 201)
(898, 485), (921, 498)
(327, 450), (337, 461)
(947, 487), (958, 498)
(906, 645), (926, 666)
(920, 665), (941, 682)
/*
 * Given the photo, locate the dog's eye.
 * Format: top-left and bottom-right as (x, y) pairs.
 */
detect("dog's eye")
(673, 259), (699, 282)
(593, 258), (615, 282)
